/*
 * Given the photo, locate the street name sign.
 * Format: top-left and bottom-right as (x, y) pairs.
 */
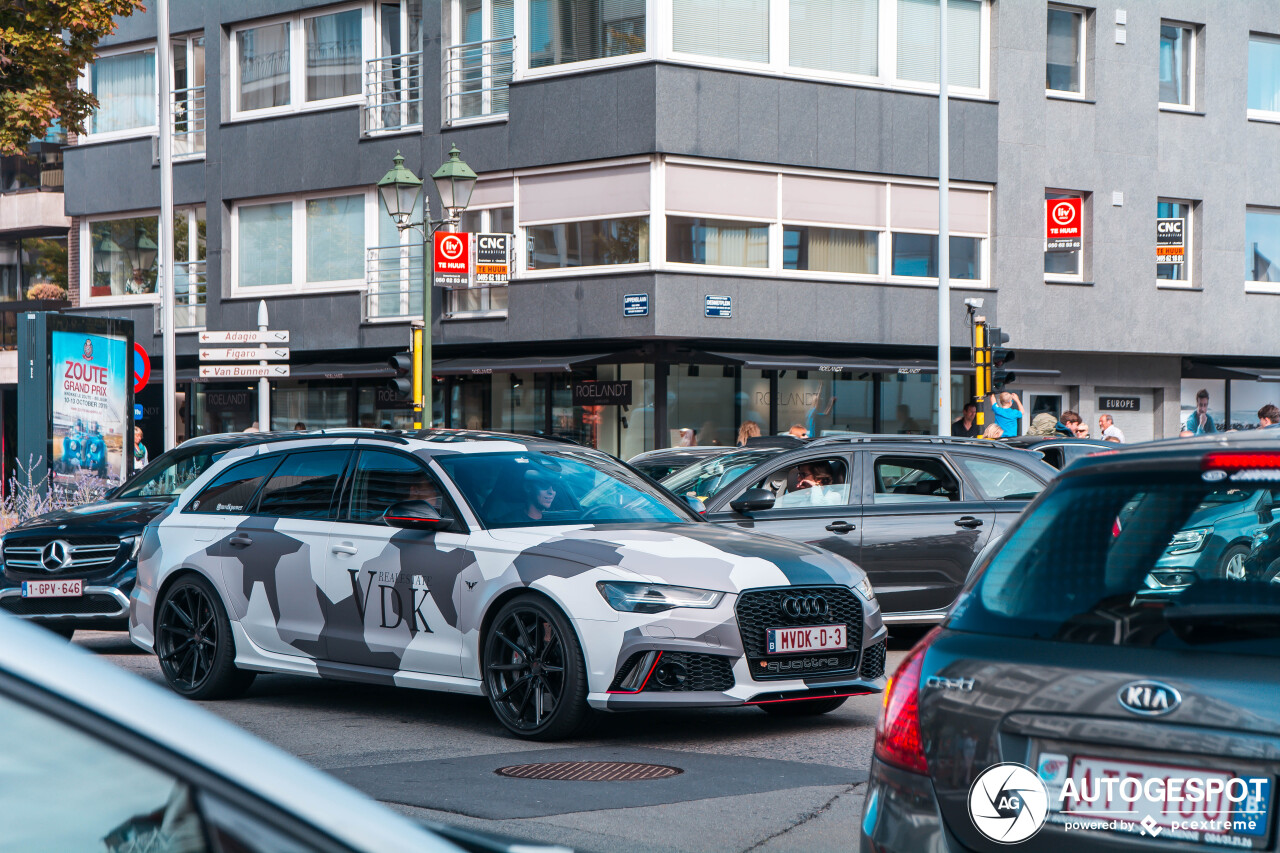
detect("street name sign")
(199, 365), (291, 379)
(624, 293), (649, 316)
(199, 347), (291, 361)
(705, 295), (732, 318)
(198, 330), (289, 344)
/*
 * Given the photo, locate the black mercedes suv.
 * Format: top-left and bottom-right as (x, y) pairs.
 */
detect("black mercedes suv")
(1, 432), (301, 636)
(862, 432), (1280, 852)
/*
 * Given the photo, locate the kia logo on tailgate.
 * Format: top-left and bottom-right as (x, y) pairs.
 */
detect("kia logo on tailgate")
(1117, 680), (1182, 716)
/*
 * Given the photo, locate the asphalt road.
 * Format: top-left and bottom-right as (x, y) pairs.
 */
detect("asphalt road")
(75, 629), (923, 853)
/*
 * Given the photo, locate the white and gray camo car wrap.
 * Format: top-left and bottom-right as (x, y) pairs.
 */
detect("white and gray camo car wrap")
(130, 435), (887, 709)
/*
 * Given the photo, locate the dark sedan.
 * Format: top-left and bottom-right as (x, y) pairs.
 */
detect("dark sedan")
(1000, 434), (1114, 469)
(862, 433), (1280, 852)
(663, 436), (1056, 621)
(627, 445), (735, 480)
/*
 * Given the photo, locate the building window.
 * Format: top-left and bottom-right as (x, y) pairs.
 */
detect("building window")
(86, 48), (156, 135)
(673, 0), (770, 64)
(1159, 22), (1194, 108)
(455, 207), (515, 314)
(667, 217), (769, 268)
(528, 217), (649, 269)
(234, 191), (372, 291)
(233, 6), (368, 117)
(889, 233), (980, 279)
(172, 35), (207, 156)
(529, 0), (645, 68)
(896, 0), (981, 89)
(790, 0), (877, 76)
(1157, 199), (1192, 283)
(1044, 190), (1084, 280)
(1046, 5), (1084, 95)
(84, 206), (203, 301)
(1246, 208), (1280, 284)
(1248, 34), (1280, 118)
(783, 226), (878, 274)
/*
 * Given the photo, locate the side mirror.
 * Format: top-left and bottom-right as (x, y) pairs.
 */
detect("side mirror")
(383, 500), (452, 531)
(1261, 506), (1274, 525)
(730, 488), (775, 515)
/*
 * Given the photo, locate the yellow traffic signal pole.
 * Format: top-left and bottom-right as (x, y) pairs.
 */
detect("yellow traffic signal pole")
(973, 319), (988, 430)
(411, 324), (424, 430)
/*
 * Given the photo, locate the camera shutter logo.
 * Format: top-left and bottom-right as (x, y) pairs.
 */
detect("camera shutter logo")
(968, 763), (1050, 844)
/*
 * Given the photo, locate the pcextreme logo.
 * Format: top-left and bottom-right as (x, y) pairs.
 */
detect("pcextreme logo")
(969, 763), (1050, 844)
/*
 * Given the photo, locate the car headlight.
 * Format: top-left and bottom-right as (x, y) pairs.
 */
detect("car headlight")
(1166, 526), (1211, 554)
(120, 535), (142, 561)
(853, 576), (875, 601)
(596, 581), (724, 613)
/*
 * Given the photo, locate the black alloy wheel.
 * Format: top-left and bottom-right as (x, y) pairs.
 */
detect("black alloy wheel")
(483, 595), (591, 740)
(155, 575), (255, 700)
(759, 696), (848, 716)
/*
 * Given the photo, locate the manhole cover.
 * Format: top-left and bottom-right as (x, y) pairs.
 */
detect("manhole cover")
(495, 761), (683, 781)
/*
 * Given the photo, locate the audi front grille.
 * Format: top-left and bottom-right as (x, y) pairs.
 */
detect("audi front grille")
(735, 587), (864, 681)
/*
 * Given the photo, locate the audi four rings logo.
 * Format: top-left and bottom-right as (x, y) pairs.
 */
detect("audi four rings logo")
(41, 540), (71, 572)
(780, 594), (829, 618)
(439, 235), (465, 260)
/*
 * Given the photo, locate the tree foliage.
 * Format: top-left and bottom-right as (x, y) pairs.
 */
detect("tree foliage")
(0, 0), (147, 156)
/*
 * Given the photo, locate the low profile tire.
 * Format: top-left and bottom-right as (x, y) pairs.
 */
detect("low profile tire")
(155, 574), (255, 700)
(483, 594), (592, 740)
(1218, 545), (1250, 581)
(1264, 561), (1280, 586)
(759, 696), (848, 717)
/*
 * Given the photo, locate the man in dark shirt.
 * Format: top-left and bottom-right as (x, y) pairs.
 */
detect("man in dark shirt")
(951, 402), (980, 437)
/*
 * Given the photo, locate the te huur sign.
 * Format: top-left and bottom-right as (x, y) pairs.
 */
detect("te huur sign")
(572, 380), (633, 406)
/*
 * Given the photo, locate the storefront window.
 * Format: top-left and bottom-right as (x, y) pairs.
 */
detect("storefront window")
(491, 372), (546, 435)
(194, 387), (258, 435)
(270, 383), (351, 430)
(738, 369), (770, 438)
(807, 373), (875, 435)
(880, 373), (964, 435)
(669, 364), (736, 448)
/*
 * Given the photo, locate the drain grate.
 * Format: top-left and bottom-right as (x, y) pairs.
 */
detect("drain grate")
(495, 761), (683, 782)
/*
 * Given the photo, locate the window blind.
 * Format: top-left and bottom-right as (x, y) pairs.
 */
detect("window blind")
(896, 0), (981, 89)
(666, 165), (777, 219)
(673, 0), (770, 63)
(790, 0), (876, 76)
(520, 164), (650, 222)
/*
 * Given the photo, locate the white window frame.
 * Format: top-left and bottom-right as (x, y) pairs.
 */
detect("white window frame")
(79, 205), (204, 306)
(1247, 33), (1280, 124)
(229, 187), (376, 297)
(229, 3), (374, 122)
(658, 0), (990, 100)
(1045, 3), (1086, 100)
(662, 212), (772, 276)
(169, 32), (207, 160)
(781, 220), (885, 282)
(1158, 20), (1196, 112)
(1245, 206), (1280, 295)
(1044, 189), (1086, 284)
(885, 228), (987, 287)
(517, 0), (654, 81)
(521, 211), (654, 276)
(78, 43), (159, 144)
(1156, 197), (1194, 290)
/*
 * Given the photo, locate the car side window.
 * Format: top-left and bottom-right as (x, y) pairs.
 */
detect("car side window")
(1039, 446), (1065, 469)
(872, 455), (961, 503)
(188, 456), (281, 514)
(255, 450), (350, 520)
(346, 449), (452, 523)
(753, 457), (852, 509)
(0, 689), (213, 852)
(954, 456), (1045, 501)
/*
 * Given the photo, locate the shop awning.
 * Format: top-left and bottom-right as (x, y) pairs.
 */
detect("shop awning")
(430, 353), (612, 375)
(178, 362), (397, 382)
(1182, 359), (1280, 382)
(704, 352), (1060, 378)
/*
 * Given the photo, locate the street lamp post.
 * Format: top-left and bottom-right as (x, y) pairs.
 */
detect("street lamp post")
(377, 145), (477, 429)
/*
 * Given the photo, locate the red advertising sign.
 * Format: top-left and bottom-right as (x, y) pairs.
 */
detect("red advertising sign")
(1045, 198), (1082, 252)
(433, 232), (471, 287)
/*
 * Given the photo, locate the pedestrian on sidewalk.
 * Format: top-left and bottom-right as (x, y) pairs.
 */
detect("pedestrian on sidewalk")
(1186, 389), (1216, 435)
(1098, 414), (1126, 443)
(1258, 404), (1280, 428)
(736, 420), (761, 446)
(952, 402), (980, 437)
(988, 390), (1023, 436)
(983, 423), (1004, 440)
(1061, 410), (1087, 438)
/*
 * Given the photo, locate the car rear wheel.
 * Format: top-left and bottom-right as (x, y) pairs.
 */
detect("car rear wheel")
(759, 696), (848, 716)
(156, 574), (255, 700)
(1219, 545), (1249, 580)
(483, 594), (592, 740)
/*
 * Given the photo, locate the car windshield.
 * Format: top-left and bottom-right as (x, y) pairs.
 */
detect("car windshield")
(662, 449), (782, 501)
(436, 451), (689, 529)
(114, 445), (232, 499)
(951, 471), (1280, 657)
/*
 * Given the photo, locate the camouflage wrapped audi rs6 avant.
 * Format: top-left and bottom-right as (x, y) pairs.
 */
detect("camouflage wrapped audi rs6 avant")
(129, 430), (886, 739)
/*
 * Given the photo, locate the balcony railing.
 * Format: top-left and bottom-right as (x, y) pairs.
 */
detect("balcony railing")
(154, 261), (206, 332)
(365, 243), (424, 320)
(173, 85), (205, 156)
(444, 36), (515, 124)
(362, 52), (422, 135)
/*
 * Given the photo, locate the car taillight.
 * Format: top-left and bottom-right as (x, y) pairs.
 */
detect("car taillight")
(1203, 452), (1280, 471)
(874, 627), (941, 776)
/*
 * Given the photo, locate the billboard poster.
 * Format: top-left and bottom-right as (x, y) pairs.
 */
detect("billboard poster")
(51, 330), (130, 483)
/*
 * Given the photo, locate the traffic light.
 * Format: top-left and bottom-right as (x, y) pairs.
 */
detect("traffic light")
(989, 328), (1016, 391)
(389, 350), (414, 401)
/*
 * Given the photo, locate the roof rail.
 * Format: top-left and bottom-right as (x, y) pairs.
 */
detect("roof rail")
(806, 434), (1017, 450)
(239, 429), (411, 446)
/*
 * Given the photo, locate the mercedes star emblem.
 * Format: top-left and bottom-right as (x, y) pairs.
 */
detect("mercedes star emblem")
(41, 540), (72, 572)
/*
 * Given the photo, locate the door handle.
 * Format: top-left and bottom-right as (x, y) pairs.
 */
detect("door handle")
(331, 542), (358, 556)
(825, 521), (856, 533)
(229, 534), (253, 548)
(954, 517), (984, 529)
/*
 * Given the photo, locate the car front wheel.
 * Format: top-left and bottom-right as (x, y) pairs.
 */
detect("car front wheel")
(483, 594), (592, 740)
(155, 574), (255, 700)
